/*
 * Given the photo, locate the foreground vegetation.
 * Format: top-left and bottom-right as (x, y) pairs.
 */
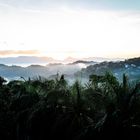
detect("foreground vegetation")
(0, 72), (140, 140)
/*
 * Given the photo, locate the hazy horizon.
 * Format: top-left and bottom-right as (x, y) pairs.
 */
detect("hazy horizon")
(0, 0), (140, 60)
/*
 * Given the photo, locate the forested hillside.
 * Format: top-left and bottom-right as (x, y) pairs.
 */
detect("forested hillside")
(76, 57), (140, 82)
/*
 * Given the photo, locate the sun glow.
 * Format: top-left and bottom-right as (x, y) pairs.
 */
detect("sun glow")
(0, 7), (140, 59)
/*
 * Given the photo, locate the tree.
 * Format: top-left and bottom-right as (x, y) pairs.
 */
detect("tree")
(0, 76), (6, 87)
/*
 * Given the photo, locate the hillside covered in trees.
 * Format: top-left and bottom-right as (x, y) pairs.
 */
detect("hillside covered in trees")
(76, 57), (140, 82)
(0, 72), (140, 140)
(0, 57), (140, 84)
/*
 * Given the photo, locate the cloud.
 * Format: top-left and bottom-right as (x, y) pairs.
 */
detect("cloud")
(0, 50), (40, 56)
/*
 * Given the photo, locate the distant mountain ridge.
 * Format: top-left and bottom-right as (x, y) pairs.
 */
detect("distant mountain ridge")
(69, 60), (96, 65)
(0, 56), (140, 82)
(0, 62), (84, 81)
(0, 56), (124, 65)
(0, 56), (56, 64)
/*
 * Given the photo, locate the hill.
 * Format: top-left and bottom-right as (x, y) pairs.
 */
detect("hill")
(75, 57), (140, 82)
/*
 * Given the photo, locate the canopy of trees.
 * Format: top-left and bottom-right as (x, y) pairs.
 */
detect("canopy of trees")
(0, 72), (140, 140)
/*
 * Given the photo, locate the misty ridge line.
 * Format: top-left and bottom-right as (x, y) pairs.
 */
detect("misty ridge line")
(0, 56), (140, 84)
(0, 55), (124, 64)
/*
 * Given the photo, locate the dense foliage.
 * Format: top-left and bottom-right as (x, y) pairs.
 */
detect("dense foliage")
(0, 72), (140, 140)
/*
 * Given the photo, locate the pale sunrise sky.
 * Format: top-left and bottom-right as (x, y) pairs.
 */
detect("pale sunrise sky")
(0, 0), (140, 60)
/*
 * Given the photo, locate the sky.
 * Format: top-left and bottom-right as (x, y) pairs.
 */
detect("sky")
(0, 0), (140, 60)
